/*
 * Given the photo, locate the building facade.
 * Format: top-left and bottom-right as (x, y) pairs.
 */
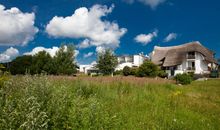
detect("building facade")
(115, 53), (146, 71)
(151, 42), (218, 77)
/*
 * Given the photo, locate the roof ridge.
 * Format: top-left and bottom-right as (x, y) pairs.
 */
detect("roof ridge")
(155, 41), (201, 50)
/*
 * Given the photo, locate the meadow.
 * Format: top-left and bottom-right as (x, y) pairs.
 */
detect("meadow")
(0, 75), (220, 130)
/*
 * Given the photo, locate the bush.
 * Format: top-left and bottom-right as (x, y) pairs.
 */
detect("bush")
(123, 66), (131, 76)
(136, 61), (159, 77)
(114, 70), (123, 75)
(130, 67), (138, 76)
(158, 70), (168, 78)
(175, 73), (192, 85)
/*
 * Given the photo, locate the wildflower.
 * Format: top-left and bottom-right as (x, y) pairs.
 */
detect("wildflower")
(173, 91), (182, 96)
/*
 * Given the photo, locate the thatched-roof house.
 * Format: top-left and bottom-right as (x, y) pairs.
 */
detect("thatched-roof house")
(151, 41), (218, 77)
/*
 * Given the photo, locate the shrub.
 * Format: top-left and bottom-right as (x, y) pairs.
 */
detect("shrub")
(96, 49), (117, 75)
(114, 70), (123, 75)
(158, 70), (168, 78)
(130, 67), (138, 76)
(175, 73), (192, 85)
(136, 61), (159, 77)
(123, 66), (131, 76)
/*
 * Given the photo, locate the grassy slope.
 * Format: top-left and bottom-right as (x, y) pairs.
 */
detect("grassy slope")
(0, 76), (220, 130)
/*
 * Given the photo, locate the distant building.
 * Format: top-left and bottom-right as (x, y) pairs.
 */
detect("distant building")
(79, 61), (98, 74)
(151, 41), (218, 77)
(79, 53), (147, 74)
(115, 53), (147, 71)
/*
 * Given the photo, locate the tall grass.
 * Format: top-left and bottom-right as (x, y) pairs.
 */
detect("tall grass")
(0, 75), (220, 129)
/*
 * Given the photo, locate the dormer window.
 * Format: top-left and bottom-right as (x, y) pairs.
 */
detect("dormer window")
(187, 51), (195, 59)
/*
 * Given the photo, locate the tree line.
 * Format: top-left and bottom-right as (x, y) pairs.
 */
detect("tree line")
(1, 45), (171, 77)
(3, 44), (77, 75)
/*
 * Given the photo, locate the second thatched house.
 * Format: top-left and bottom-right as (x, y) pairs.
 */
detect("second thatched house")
(151, 41), (218, 77)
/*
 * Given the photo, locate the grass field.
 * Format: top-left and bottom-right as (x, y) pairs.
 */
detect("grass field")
(0, 75), (220, 130)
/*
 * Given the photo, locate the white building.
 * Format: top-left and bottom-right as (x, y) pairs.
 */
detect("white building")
(79, 62), (98, 74)
(115, 53), (146, 71)
(151, 41), (218, 77)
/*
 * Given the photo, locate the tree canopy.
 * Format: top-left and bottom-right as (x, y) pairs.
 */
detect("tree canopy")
(8, 44), (77, 75)
(136, 61), (159, 77)
(96, 49), (118, 75)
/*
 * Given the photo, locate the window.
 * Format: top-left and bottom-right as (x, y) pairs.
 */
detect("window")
(188, 52), (195, 55)
(187, 52), (195, 59)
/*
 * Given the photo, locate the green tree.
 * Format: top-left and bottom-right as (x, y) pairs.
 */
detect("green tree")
(97, 49), (118, 75)
(54, 44), (77, 75)
(9, 55), (33, 75)
(31, 51), (53, 74)
(136, 61), (159, 77)
(123, 66), (131, 76)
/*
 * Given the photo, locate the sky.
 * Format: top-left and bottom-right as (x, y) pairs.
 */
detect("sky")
(0, 0), (220, 64)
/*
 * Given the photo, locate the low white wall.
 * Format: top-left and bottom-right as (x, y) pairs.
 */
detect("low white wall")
(115, 63), (133, 71)
(166, 70), (171, 77)
(175, 70), (184, 75)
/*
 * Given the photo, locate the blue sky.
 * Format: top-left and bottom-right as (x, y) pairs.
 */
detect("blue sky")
(0, 0), (220, 64)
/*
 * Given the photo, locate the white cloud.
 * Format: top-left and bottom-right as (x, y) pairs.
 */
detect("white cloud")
(91, 61), (97, 65)
(123, 0), (167, 9)
(0, 47), (19, 63)
(96, 46), (106, 54)
(24, 46), (79, 58)
(74, 50), (79, 57)
(0, 4), (38, 46)
(134, 30), (158, 45)
(83, 52), (94, 58)
(24, 46), (59, 57)
(77, 39), (91, 49)
(46, 4), (127, 48)
(139, 0), (166, 9)
(163, 33), (177, 42)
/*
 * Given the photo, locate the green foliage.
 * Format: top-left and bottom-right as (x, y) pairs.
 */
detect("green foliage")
(9, 55), (33, 75)
(0, 64), (9, 88)
(96, 49), (118, 75)
(9, 44), (77, 75)
(158, 70), (168, 78)
(53, 44), (77, 75)
(123, 66), (131, 76)
(136, 61), (159, 77)
(130, 67), (138, 75)
(1, 76), (220, 129)
(31, 51), (54, 74)
(113, 70), (123, 75)
(175, 73), (193, 85)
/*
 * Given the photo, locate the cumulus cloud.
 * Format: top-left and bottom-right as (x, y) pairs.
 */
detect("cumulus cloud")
(24, 46), (59, 57)
(74, 50), (79, 57)
(96, 46), (106, 54)
(123, 0), (167, 9)
(77, 39), (91, 49)
(134, 30), (158, 45)
(83, 52), (94, 58)
(0, 47), (19, 63)
(0, 4), (38, 46)
(46, 4), (127, 48)
(24, 46), (79, 57)
(163, 33), (177, 42)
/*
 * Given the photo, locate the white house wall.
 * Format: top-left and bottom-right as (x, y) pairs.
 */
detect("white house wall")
(133, 55), (144, 66)
(115, 54), (145, 71)
(79, 65), (94, 74)
(195, 52), (208, 74)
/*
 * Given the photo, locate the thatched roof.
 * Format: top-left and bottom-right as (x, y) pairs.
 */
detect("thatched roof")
(151, 41), (217, 67)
